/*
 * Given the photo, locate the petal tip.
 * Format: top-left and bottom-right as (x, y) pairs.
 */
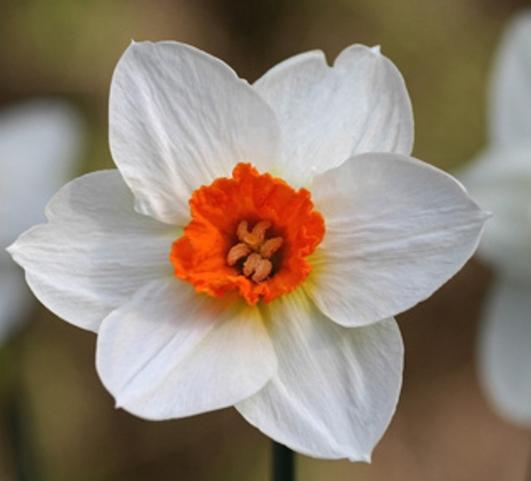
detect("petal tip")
(349, 453), (372, 463)
(482, 209), (494, 221)
(5, 237), (23, 262)
(472, 205), (492, 226)
(5, 243), (15, 256)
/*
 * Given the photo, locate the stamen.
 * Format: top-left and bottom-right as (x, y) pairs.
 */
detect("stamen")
(252, 258), (272, 283)
(227, 220), (283, 283)
(237, 220), (272, 250)
(227, 243), (252, 266)
(251, 220), (271, 243)
(260, 237), (283, 259)
(237, 220), (250, 241)
(243, 252), (262, 277)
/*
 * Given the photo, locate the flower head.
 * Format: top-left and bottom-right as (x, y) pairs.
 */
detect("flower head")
(8, 41), (487, 460)
(461, 11), (531, 427)
(1, 101), (80, 341)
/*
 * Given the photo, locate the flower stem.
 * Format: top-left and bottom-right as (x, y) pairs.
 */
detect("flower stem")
(272, 441), (295, 481)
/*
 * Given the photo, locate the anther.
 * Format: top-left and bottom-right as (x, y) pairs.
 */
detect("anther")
(251, 221), (271, 244)
(252, 258), (273, 283)
(237, 221), (250, 241)
(260, 237), (283, 259)
(226, 243), (252, 266)
(243, 253), (262, 277)
(237, 220), (271, 249)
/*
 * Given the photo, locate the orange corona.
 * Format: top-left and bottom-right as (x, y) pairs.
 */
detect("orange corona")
(170, 163), (325, 304)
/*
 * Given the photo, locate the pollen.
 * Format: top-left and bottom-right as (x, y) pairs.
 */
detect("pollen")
(170, 163), (325, 305)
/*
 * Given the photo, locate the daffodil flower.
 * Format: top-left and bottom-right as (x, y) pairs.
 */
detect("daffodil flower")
(0, 101), (80, 342)
(462, 12), (531, 427)
(8, 42), (487, 461)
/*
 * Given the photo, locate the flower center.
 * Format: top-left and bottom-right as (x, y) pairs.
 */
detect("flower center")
(170, 163), (325, 305)
(226, 220), (284, 283)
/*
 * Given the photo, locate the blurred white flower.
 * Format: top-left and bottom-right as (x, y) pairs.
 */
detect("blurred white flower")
(8, 42), (487, 460)
(0, 101), (81, 341)
(462, 12), (531, 426)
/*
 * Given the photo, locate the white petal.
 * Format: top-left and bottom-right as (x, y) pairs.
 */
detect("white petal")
(8, 170), (177, 332)
(236, 289), (403, 461)
(0, 266), (31, 342)
(110, 41), (281, 225)
(490, 12), (531, 145)
(460, 143), (531, 280)
(96, 278), (276, 420)
(307, 153), (488, 327)
(479, 277), (531, 426)
(253, 45), (413, 186)
(0, 100), (81, 246)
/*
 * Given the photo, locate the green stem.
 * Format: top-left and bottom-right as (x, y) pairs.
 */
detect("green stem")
(272, 441), (295, 481)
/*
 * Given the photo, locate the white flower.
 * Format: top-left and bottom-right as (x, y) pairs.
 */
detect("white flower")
(462, 12), (531, 427)
(8, 42), (487, 461)
(0, 101), (80, 342)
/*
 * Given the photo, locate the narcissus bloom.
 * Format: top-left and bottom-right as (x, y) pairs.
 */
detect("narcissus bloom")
(462, 12), (531, 427)
(1, 101), (80, 342)
(9, 42), (487, 460)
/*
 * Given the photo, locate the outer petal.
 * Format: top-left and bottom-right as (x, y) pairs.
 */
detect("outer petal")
(8, 171), (177, 332)
(253, 45), (413, 186)
(479, 277), (531, 426)
(96, 278), (276, 420)
(236, 289), (403, 461)
(490, 11), (531, 145)
(307, 153), (488, 327)
(0, 100), (81, 246)
(460, 143), (531, 280)
(110, 41), (281, 225)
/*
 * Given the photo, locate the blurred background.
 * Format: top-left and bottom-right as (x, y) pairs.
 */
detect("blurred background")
(0, 0), (530, 480)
